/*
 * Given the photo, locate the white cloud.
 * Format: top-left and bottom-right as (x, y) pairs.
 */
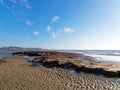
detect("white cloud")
(0, 0), (32, 16)
(51, 16), (59, 23)
(26, 20), (33, 26)
(52, 32), (59, 38)
(64, 27), (74, 33)
(51, 27), (74, 38)
(34, 31), (39, 36)
(47, 26), (52, 31)
(0, 1), (16, 15)
(0, 0), (32, 9)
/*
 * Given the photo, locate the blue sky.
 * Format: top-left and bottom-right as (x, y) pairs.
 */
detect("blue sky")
(0, 0), (120, 50)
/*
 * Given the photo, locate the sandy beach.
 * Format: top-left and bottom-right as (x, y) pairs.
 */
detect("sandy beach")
(1, 0), (120, 89)
(0, 56), (120, 90)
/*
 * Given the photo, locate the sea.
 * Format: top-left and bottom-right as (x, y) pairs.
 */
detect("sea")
(60, 50), (120, 62)
(0, 50), (15, 59)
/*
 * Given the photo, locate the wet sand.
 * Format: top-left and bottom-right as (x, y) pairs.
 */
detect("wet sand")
(0, 57), (120, 90)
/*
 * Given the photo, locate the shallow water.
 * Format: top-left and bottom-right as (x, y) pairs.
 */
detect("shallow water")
(23, 56), (37, 62)
(0, 51), (13, 59)
(62, 50), (120, 62)
(31, 62), (43, 67)
(85, 54), (120, 62)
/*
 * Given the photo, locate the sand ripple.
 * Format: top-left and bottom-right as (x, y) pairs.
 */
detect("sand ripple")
(0, 57), (120, 90)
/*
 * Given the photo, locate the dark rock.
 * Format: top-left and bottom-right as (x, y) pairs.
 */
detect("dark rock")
(12, 51), (120, 78)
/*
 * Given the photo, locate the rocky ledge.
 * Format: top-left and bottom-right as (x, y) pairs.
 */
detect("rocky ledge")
(13, 51), (120, 77)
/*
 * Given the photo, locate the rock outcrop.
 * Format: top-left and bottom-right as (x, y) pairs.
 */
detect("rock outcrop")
(13, 51), (120, 77)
